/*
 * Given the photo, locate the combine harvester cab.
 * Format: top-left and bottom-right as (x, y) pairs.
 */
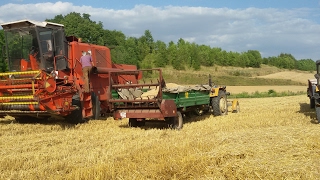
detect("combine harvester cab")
(109, 69), (239, 129)
(309, 60), (320, 122)
(0, 20), (138, 123)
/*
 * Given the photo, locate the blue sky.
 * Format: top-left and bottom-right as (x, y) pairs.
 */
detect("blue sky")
(0, 0), (320, 60)
(2, 0), (319, 9)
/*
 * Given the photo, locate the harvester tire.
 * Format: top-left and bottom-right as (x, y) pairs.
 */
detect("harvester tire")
(65, 94), (85, 124)
(310, 98), (315, 109)
(91, 92), (100, 120)
(212, 90), (228, 116)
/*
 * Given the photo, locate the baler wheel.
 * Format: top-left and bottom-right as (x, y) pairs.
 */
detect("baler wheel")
(168, 111), (183, 130)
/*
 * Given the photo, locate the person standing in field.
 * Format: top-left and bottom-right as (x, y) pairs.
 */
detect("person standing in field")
(80, 51), (94, 93)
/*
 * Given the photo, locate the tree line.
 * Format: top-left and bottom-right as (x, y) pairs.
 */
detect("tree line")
(0, 12), (316, 72)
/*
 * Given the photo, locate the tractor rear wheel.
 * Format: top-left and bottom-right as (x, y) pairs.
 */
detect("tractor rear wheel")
(65, 94), (86, 124)
(212, 90), (228, 116)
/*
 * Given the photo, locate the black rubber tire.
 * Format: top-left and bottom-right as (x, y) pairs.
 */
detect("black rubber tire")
(91, 92), (100, 120)
(169, 111), (183, 130)
(316, 106), (320, 124)
(129, 118), (138, 127)
(65, 94), (85, 124)
(310, 98), (315, 109)
(212, 90), (228, 116)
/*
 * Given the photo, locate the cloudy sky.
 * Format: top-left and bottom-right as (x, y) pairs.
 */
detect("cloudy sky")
(1, 0), (320, 60)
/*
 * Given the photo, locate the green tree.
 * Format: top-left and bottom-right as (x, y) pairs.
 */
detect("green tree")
(278, 53), (296, 69)
(0, 30), (7, 72)
(189, 43), (200, 70)
(198, 45), (211, 66)
(153, 40), (168, 67)
(210, 47), (223, 66)
(46, 12), (105, 45)
(174, 38), (189, 70)
(296, 59), (315, 71)
(247, 50), (262, 68)
(124, 37), (139, 65)
(167, 41), (177, 67)
(137, 30), (154, 63)
(103, 29), (126, 47)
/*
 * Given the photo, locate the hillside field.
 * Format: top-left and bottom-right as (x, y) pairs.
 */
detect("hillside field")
(162, 65), (315, 88)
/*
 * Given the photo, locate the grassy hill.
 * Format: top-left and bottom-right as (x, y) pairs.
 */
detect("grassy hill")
(161, 65), (315, 86)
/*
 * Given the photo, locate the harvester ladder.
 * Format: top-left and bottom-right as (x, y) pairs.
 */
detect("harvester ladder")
(82, 93), (93, 118)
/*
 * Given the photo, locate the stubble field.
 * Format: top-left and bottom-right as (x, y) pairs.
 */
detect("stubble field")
(1, 94), (320, 179)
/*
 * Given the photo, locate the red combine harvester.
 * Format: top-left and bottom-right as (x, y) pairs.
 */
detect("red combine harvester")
(0, 20), (139, 123)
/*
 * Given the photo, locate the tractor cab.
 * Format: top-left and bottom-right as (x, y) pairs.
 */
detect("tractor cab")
(1, 20), (68, 73)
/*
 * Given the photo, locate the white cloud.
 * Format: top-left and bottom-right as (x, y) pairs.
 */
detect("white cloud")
(0, 2), (320, 60)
